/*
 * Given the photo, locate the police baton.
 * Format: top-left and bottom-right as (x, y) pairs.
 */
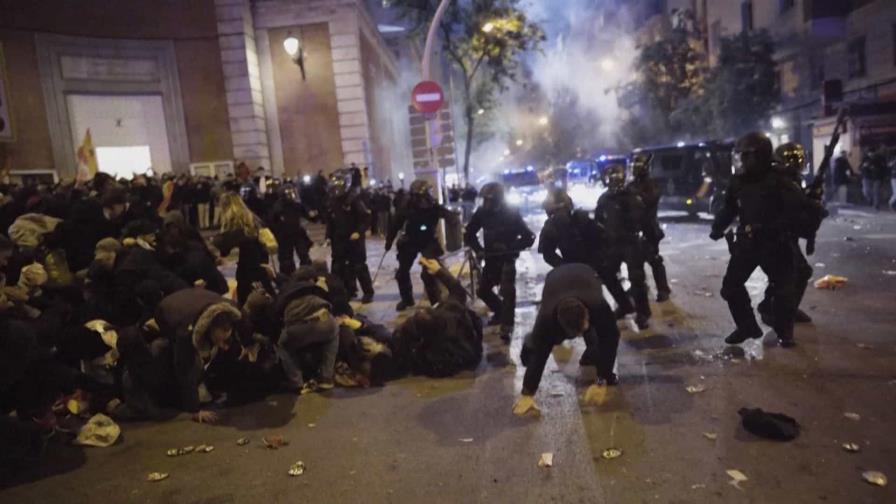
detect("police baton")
(372, 229), (402, 284)
(724, 230), (735, 255)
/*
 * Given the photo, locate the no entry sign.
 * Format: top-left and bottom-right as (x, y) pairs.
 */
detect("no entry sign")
(412, 80), (444, 114)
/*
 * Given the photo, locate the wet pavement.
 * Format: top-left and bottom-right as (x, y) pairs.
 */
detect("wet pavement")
(2, 206), (896, 503)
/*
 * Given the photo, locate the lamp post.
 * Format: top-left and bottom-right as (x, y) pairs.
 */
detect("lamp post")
(283, 33), (306, 80)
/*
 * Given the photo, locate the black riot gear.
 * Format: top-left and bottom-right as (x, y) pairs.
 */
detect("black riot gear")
(711, 131), (825, 348)
(386, 181), (458, 311)
(542, 187), (573, 218)
(464, 190), (536, 341)
(774, 142), (806, 180)
(602, 164), (627, 194)
(479, 182), (505, 212)
(328, 171), (352, 201)
(326, 183), (375, 303)
(627, 157), (672, 302)
(732, 132), (773, 179)
(595, 183), (652, 328)
(409, 179), (435, 210)
(267, 184), (314, 275)
(631, 153), (652, 180)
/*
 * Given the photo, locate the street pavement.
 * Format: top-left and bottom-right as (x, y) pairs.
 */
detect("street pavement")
(2, 206), (895, 503)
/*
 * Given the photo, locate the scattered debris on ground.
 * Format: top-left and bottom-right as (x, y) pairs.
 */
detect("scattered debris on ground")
(686, 384), (707, 394)
(814, 275), (848, 290)
(841, 442), (860, 453)
(738, 408), (800, 441)
(236, 438), (250, 446)
(843, 412), (861, 421)
(263, 436), (290, 449)
(147, 472), (169, 482)
(73, 414), (120, 448)
(703, 432), (718, 441)
(861, 471), (887, 487)
(538, 453), (554, 468)
(726, 469), (748, 490)
(601, 448), (623, 460)
(288, 461), (306, 477)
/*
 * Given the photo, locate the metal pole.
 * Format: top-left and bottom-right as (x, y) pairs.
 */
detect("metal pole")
(422, 0), (453, 81)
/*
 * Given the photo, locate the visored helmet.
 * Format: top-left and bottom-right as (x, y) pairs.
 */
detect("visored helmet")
(409, 179), (435, 209)
(602, 164), (627, 193)
(733, 132), (773, 178)
(479, 182), (505, 211)
(281, 182), (299, 202)
(328, 170), (352, 200)
(631, 153), (652, 179)
(542, 187), (573, 217)
(774, 142), (806, 177)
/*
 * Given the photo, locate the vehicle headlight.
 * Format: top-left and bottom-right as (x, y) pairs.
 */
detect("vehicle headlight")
(506, 189), (522, 206)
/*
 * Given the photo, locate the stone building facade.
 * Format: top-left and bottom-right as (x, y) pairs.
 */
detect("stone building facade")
(0, 0), (410, 182)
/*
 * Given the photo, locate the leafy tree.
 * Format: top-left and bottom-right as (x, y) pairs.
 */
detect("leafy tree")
(618, 10), (707, 146)
(679, 30), (779, 138)
(391, 0), (545, 181)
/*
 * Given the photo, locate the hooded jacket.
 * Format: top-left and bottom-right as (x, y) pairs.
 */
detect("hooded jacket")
(155, 288), (244, 413)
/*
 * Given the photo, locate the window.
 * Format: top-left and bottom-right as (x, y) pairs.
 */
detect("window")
(780, 0), (795, 13)
(847, 36), (866, 79)
(741, 1), (754, 32)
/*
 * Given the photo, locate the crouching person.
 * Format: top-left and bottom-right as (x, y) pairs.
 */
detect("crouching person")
(359, 257), (483, 381)
(273, 277), (339, 394)
(514, 263), (621, 417)
(114, 287), (247, 424)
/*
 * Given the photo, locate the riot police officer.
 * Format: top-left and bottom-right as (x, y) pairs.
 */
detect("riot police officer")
(326, 171), (375, 304)
(386, 179), (457, 311)
(711, 133), (824, 348)
(538, 188), (635, 317)
(464, 182), (535, 341)
(627, 153), (672, 302)
(757, 142), (815, 326)
(267, 182), (316, 275)
(595, 164), (652, 329)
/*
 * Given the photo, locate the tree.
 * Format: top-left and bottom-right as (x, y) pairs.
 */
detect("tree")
(678, 30), (779, 138)
(391, 0), (544, 182)
(618, 10), (707, 146)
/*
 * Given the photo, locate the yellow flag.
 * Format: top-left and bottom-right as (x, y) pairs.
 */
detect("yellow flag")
(76, 128), (98, 178)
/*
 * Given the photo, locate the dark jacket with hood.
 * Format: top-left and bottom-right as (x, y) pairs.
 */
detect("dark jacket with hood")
(155, 288), (246, 413)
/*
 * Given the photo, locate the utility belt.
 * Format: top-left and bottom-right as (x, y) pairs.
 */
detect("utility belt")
(733, 224), (793, 243)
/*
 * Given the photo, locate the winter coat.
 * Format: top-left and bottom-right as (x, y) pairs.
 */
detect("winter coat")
(155, 288), (245, 413)
(832, 156), (852, 186)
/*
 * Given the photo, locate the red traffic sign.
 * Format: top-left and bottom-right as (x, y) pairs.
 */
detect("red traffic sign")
(412, 80), (444, 114)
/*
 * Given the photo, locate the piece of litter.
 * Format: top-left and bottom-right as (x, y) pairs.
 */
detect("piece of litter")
(814, 274), (848, 290)
(686, 384), (707, 394)
(288, 461), (306, 477)
(459, 438), (474, 443)
(538, 452), (554, 468)
(601, 448), (623, 460)
(147, 472), (169, 482)
(195, 444), (214, 453)
(843, 412), (861, 421)
(862, 471), (887, 487)
(726, 469), (748, 490)
(691, 484), (706, 490)
(307, 423), (316, 428)
(670, 278), (679, 284)
(703, 432), (718, 441)
(236, 438), (250, 446)
(814, 262), (826, 268)
(842, 442), (860, 453)
(883, 270), (896, 276)
(856, 343), (873, 350)
(263, 436), (290, 449)
(852, 225), (862, 230)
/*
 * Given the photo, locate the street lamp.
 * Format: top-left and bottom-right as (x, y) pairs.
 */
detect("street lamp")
(302, 174), (311, 184)
(503, 149), (511, 156)
(600, 57), (616, 71)
(482, 22), (495, 33)
(538, 116), (549, 126)
(283, 32), (306, 81)
(515, 139), (524, 146)
(477, 108), (485, 115)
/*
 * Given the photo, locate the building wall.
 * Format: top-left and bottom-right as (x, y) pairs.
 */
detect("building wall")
(268, 24), (344, 177)
(0, 29), (53, 170)
(0, 0), (233, 172)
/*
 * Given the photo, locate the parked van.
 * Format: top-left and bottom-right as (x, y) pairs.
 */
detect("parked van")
(631, 140), (734, 216)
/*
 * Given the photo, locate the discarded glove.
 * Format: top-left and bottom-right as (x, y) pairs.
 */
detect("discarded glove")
(738, 407), (799, 441)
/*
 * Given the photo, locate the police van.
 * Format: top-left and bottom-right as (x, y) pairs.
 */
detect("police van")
(631, 140), (734, 216)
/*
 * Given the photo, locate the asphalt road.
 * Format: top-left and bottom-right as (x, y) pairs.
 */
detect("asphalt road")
(2, 206), (895, 504)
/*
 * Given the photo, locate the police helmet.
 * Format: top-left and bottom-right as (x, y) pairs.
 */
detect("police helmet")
(774, 142), (806, 177)
(479, 182), (505, 210)
(602, 164), (627, 193)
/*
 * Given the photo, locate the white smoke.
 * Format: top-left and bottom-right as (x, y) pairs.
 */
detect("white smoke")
(469, 0), (641, 177)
